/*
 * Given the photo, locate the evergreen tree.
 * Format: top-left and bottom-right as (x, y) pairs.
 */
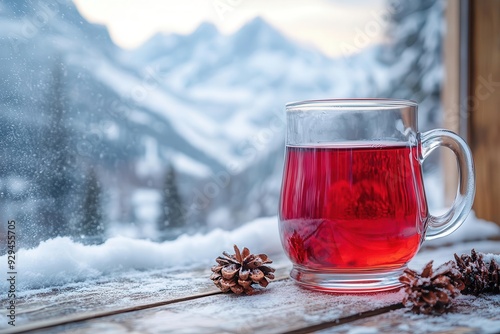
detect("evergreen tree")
(39, 60), (76, 238)
(158, 165), (185, 235)
(79, 167), (104, 238)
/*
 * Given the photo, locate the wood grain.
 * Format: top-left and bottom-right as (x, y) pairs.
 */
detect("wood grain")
(469, 0), (500, 226)
(0, 259), (292, 334)
(3, 246), (499, 334)
(26, 279), (405, 334)
(318, 294), (500, 334)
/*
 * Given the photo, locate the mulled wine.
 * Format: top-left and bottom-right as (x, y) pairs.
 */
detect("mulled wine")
(279, 144), (428, 271)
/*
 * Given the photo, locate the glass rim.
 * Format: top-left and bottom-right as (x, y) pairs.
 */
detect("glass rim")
(285, 98), (418, 111)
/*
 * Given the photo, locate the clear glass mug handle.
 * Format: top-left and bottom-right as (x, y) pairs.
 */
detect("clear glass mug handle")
(419, 129), (476, 240)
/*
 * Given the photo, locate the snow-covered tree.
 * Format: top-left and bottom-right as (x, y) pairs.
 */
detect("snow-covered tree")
(39, 60), (76, 238)
(379, 0), (444, 131)
(157, 165), (185, 237)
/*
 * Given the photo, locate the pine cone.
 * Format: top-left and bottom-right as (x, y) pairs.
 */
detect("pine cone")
(399, 261), (465, 315)
(488, 259), (500, 293)
(210, 245), (275, 295)
(454, 249), (500, 295)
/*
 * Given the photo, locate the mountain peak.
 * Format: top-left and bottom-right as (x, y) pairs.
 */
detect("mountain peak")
(232, 16), (292, 54)
(192, 22), (219, 39)
(237, 17), (277, 36)
(245, 16), (267, 27)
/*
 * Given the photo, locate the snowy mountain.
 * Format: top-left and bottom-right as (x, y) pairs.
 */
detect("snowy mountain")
(119, 17), (339, 165)
(0, 0), (444, 244)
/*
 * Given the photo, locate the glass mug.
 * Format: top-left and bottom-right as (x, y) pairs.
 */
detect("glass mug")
(278, 99), (475, 292)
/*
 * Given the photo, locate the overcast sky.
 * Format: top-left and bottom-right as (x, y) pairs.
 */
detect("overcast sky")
(73, 0), (387, 57)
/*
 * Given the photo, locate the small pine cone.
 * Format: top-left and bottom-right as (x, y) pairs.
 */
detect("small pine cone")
(399, 261), (465, 315)
(454, 249), (500, 295)
(488, 259), (500, 293)
(210, 245), (275, 295)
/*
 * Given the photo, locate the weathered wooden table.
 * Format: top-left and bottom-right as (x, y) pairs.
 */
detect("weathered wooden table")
(2, 235), (499, 334)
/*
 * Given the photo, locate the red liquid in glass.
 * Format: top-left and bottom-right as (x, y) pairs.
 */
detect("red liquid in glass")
(279, 144), (428, 271)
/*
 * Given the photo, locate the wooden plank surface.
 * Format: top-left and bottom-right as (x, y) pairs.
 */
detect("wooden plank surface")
(469, 0), (500, 226)
(5, 240), (496, 334)
(0, 257), (292, 333)
(318, 294), (500, 334)
(27, 279), (405, 334)
(2, 267), (218, 329)
(0, 240), (500, 334)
